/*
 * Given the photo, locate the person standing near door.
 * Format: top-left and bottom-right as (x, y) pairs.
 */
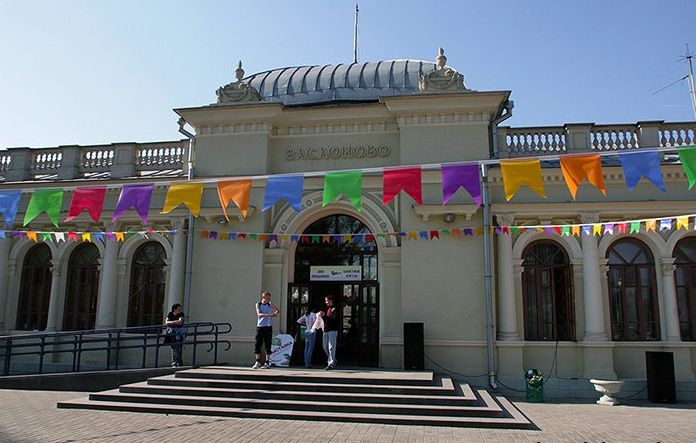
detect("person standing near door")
(319, 295), (338, 370)
(296, 307), (318, 368)
(253, 291), (279, 369)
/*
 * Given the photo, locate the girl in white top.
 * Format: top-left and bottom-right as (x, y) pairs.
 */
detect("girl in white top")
(297, 308), (319, 368)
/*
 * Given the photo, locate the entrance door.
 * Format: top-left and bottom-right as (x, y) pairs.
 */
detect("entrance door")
(287, 282), (379, 367)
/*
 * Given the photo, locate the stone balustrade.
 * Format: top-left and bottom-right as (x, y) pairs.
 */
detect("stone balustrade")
(0, 140), (188, 182)
(499, 121), (696, 158)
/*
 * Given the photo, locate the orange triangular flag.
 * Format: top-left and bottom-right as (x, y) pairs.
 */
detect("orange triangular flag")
(559, 154), (606, 199)
(217, 180), (252, 220)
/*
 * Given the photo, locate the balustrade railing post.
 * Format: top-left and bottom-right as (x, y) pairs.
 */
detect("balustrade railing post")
(3, 338), (11, 375)
(564, 123), (593, 152)
(39, 336), (45, 374)
(57, 145), (80, 180)
(6, 148), (31, 182)
(497, 126), (510, 158)
(110, 143), (136, 178)
(637, 120), (663, 148)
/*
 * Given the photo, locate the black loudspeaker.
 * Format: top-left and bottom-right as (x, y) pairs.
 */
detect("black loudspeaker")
(645, 351), (676, 403)
(404, 322), (424, 370)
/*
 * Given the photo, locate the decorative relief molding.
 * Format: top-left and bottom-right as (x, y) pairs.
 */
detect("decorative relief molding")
(275, 121), (398, 136)
(414, 204), (479, 221)
(396, 112), (489, 127)
(199, 122), (272, 136)
(579, 213), (601, 224)
(215, 61), (261, 104)
(659, 257), (677, 275)
(495, 214), (515, 226)
(418, 48), (467, 92)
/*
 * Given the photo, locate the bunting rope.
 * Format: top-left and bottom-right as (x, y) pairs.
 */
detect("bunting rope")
(5, 212), (696, 244)
(0, 143), (692, 193)
(1, 143), (695, 230)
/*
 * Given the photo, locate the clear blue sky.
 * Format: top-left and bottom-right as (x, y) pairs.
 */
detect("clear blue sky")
(1, 0), (695, 148)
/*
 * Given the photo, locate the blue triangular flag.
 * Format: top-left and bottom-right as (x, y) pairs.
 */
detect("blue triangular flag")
(0, 191), (21, 227)
(618, 151), (665, 191)
(263, 175), (304, 212)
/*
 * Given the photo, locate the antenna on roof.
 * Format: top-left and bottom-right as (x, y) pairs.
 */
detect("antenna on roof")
(652, 44), (696, 121)
(682, 43), (696, 120)
(353, 3), (359, 63)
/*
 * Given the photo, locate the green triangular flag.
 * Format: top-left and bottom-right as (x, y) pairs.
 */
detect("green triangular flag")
(630, 221), (641, 233)
(561, 226), (570, 236)
(23, 189), (64, 228)
(42, 232), (52, 242)
(322, 171), (362, 211)
(678, 146), (696, 189)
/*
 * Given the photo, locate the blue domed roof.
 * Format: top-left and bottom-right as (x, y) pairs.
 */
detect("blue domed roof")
(243, 60), (437, 106)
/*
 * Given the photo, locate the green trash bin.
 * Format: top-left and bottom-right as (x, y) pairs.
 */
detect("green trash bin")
(525, 369), (544, 402)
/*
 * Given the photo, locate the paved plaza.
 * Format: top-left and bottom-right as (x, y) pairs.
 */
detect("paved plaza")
(1, 389), (695, 442)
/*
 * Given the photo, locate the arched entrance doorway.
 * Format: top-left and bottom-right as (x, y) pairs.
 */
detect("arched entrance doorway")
(288, 214), (379, 367)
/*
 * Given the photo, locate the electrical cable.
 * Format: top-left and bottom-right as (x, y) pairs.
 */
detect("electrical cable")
(424, 353), (488, 378)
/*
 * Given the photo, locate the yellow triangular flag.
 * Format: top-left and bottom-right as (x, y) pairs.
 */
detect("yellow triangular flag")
(593, 224), (602, 236)
(82, 233), (91, 242)
(115, 232), (125, 241)
(677, 217), (689, 230)
(500, 159), (546, 201)
(27, 232), (38, 242)
(161, 183), (204, 217)
(407, 231), (417, 240)
(645, 220), (657, 232)
(572, 225), (580, 236)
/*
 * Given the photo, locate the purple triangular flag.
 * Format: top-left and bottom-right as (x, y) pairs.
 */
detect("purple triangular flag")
(618, 151), (665, 192)
(442, 164), (481, 206)
(112, 184), (154, 224)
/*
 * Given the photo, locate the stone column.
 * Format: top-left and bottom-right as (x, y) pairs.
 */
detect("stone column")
(166, 219), (187, 309)
(496, 215), (520, 340)
(0, 238), (12, 330)
(96, 227), (120, 329)
(659, 257), (682, 341)
(580, 213), (608, 341)
(45, 259), (63, 332)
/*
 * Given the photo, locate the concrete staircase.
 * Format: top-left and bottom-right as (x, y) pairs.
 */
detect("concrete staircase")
(57, 366), (536, 429)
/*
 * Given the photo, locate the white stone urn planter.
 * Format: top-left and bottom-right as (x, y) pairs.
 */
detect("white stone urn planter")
(590, 379), (625, 406)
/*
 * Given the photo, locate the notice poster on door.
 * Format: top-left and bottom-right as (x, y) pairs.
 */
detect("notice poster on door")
(310, 265), (362, 281)
(270, 334), (295, 367)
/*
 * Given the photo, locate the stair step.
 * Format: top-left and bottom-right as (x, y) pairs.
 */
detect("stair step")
(178, 366), (434, 386)
(152, 373), (457, 395)
(119, 381), (479, 407)
(87, 388), (504, 417)
(58, 390), (535, 429)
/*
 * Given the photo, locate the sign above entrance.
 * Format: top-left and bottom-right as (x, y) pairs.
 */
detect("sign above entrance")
(286, 145), (390, 161)
(310, 266), (362, 281)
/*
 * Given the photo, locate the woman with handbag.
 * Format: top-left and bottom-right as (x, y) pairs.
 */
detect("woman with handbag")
(164, 303), (185, 367)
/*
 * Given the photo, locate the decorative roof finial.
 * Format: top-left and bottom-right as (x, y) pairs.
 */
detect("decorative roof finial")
(235, 61), (245, 82)
(436, 48), (447, 70)
(215, 60), (261, 104)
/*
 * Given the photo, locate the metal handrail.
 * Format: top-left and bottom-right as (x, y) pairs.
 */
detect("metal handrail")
(0, 322), (232, 376)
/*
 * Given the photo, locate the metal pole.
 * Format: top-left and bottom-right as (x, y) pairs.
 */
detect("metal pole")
(353, 3), (359, 63)
(480, 163), (496, 389)
(686, 50), (696, 121)
(178, 119), (196, 317)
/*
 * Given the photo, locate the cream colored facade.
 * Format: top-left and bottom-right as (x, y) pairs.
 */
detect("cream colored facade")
(2, 54), (696, 398)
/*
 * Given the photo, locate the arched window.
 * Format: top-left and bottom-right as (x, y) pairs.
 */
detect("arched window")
(521, 241), (575, 340)
(674, 237), (696, 341)
(63, 243), (100, 331)
(16, 244), (52, 330)
(607, 239), (659, 341)
(128, 242), (166, 327)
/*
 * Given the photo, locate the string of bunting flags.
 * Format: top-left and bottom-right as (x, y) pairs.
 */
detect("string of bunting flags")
(1, 145), (696, 229)
(3, 212), (696, 244)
